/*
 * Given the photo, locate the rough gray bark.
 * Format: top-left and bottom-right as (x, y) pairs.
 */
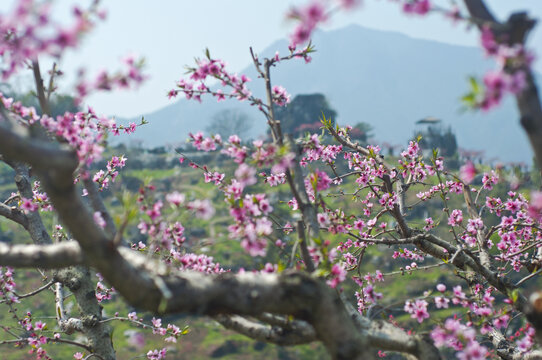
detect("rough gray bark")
(0, 62), (117, 360)
(55, 267), (115, 360)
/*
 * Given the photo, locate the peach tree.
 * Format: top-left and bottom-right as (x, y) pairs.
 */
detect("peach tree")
(0, 0), (542, 359)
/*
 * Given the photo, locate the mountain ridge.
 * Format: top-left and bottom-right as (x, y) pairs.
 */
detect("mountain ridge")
(119, 24), (539, 164)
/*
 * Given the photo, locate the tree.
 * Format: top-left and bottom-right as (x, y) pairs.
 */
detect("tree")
(206, 108), (253, 139)
(350, 122), (374, 144)
(273, 93), (337, 137)
(416, 118), (458, 158)
(1, 1), (542, 360)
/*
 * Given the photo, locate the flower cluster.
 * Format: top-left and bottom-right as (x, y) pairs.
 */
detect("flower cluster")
(75, 55), (147, 104)
(404, 299), (430, 323)
(475, 26), (535, 110)
(228, 193), (274, 256)
(170, 52), (256, 105)
(189, 131), (222, 152)
(175, 253), (224, 274)
(95, 273), (115, 303)
(0, 267), (18, 304)
(0, 0), (104, 79)
(39, 108), (114, 167)
(0, 92), (40, 124)
(110, 311), (189, 359)
(92, 155), (127, 190)
(402, 0), (431, 15)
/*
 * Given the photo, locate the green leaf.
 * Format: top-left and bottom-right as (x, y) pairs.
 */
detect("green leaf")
(469, 76), (481, 95)
(510, 289), (519, 303)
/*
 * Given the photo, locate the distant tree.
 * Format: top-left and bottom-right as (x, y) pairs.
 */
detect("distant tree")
(206, 108), (253, 139)
(416, 124), (458, 157)
(349, 122), (374, 144)
(273, 93), (337, 137)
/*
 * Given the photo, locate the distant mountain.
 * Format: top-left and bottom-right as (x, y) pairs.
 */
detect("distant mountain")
(120, 24), (540, 164)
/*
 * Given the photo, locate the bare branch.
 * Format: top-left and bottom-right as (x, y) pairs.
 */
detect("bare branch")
(31, 60), (52, 116)
(82, 177), (117, 237)
(296, 220), (315, 272)
(12, 279), (54, 300)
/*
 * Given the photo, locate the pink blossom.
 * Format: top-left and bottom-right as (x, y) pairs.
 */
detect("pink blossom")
(404, 299), (430, 323)
(34, 321), (46, 330)
(403, 0), (431, 15)
(311, 169), (332, 191)
(435, 296), (450, 309)
(327, 263), (347, 288)
(165, 191), (186, 206)
(481, 26), (498, 56)
(147, 348), (167, 360)
(317, 212), (330, 227)
(453, 285), (465, 299)
(448, 209), (463, 226)
(187, 199), (215, 220)
(151, 317), (162, 329)
(128, 311), (138, 321)
(266, 173), (286, 186)
(20, 197), (38, 212)
(234, 163), (257, 187)
(457, 341), (487, 360)
(424, 217), (434, 231)
(93, 211), (106, 228)
(146, 201), (163, 221)
(338, 0), (361, 9)
(459, 161), (476, 184)
(272, 85), (291, 106)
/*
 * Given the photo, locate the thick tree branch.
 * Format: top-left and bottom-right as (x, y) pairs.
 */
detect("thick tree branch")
(0, 117), (77, 177)
(12, 163), (53, 245)
(25, 145), (373, 358)
(463, 0), (497, 24)
(0, 241), (84, 268)
(463, 0), (542, 169)
(343, 299), (442, 360)
(0, 202), (28, 229)
(215, 315), (316, 346)
(517, 70), (542, 171)
(54, 267), (115, 359)
(413, 233), (529, 313)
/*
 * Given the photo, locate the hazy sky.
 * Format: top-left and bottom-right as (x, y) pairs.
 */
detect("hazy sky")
(4, 1), (542, 118)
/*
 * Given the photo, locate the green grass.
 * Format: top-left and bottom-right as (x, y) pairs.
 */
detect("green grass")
(124, 168), (178, 180)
